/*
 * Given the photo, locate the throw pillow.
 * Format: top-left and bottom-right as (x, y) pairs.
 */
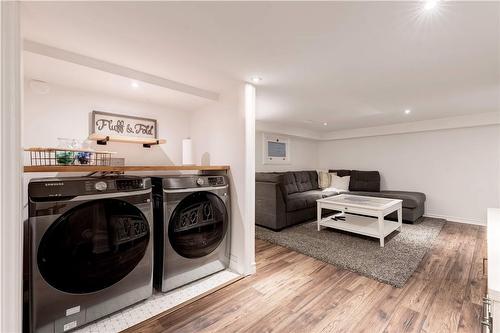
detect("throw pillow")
(328, 169), (351, 177)
(317, 171), (331, 189)
(329, 173), (350, 192)
(349, 170), (380, 192)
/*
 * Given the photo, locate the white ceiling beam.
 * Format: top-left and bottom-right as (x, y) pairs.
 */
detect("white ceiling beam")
(257, 112), (500, 141)
(255, 121), (323, 140)
(23, 39), (219, 101)
(321, 112), (500, 141)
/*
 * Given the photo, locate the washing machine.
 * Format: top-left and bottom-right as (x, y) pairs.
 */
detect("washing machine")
(26, 176), (153, 333)
(152, 175), (230, 292)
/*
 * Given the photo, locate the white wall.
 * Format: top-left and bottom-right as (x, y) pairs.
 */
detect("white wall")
(255, 131), (318, 172)
(190, 83), (255, 275)
(23, 80), (191, 165)
(318, 125), (500, 225)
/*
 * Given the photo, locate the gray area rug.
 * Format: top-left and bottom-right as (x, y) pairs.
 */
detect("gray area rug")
(256, 217), (445, 288)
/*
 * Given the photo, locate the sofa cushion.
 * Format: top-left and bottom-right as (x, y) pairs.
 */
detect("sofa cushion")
(308, 171), (320, 189)
(294, 171), (319, 192)
(285, 190), (338, 212)
(328, 169), (351, 177)
(309, 189), (339, 198)
(286, 192), (320, 212)
(281, 172), (299, 195)
(349, 170), (380, 192)
(349, 191), (426, 209)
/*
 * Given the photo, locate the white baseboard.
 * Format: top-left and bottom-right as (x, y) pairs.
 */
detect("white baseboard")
(424, 214), (486, 226)
(247, 261), (257, 276)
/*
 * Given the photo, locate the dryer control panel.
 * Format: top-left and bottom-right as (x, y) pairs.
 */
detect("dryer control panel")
(159, 175), (228, 189)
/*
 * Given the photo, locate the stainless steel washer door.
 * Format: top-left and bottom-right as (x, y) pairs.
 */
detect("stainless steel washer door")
(168, 191), (228, 259)
(37, 198), (150, 294)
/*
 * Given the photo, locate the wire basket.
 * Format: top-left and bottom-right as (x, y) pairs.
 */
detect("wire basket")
(25, 148), (114, 166)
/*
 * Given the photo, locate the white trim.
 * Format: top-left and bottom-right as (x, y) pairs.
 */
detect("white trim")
(23, 39), (220, 101)
(424, 214), (485, 226)
(244, 84), (256, 275)
(249, 261), (257, 274)
(0, 2), (23, 333)
(257, 112), (500, 141)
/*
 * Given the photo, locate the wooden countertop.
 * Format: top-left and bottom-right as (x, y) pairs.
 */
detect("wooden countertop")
(23, 165), (230, 173)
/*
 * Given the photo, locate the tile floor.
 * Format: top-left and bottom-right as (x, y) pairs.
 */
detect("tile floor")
(74, 270), (241, 333)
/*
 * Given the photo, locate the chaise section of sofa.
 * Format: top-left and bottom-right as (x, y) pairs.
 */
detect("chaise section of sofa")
(349, 191), (425, 222)
(330, 169), (426, 223)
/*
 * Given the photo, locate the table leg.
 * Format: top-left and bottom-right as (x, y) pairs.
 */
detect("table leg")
(317, 203), (322, 231)
(378, 213), (384, 247)
(397, 206), (403, 232)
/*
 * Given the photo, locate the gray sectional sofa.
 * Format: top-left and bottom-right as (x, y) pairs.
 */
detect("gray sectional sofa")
(255, 170), (426, 231)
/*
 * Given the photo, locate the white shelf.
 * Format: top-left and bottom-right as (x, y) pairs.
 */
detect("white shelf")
(319, 214), (400, 238)
(88, 133), (166, 146)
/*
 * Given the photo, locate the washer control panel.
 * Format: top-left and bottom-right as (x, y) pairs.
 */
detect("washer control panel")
(94, 181), (108, 191)
(207, 176), (225, 186)
(116, 178), (144, 191)
(84, 180), (115, 193)
(84, 178), (144, 192)
(28, 176), (150, 200)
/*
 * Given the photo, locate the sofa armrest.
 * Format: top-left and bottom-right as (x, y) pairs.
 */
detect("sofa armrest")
(255, 181), (287, 230)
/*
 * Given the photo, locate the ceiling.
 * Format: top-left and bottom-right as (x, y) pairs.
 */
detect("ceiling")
(21, 1), (500, 131)
(23, 52), (215, 112)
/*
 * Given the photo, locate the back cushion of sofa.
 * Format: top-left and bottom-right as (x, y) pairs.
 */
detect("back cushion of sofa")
(281, 172), (299, 195)
(293, 171), (318, 192)
(307, 171), (319, 189)
(328, 169), (351, 177)
(255, 172), (284, 183)
(349, 170), (381, 192)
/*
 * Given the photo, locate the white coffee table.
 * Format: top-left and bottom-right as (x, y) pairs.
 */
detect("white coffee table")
(317, 194), (403, 247)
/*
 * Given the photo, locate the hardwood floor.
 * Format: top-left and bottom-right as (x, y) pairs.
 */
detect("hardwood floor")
(127, 222), (486, 333)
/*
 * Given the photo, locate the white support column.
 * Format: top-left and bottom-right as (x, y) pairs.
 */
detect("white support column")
(0, 1), (23, 333)
(243, 83), (256, 275)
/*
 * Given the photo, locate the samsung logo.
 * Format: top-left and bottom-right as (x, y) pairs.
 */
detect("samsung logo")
(44, 182), (64, 187)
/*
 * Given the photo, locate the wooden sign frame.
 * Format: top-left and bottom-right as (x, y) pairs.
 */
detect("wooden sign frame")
(91, 110), (158, 141)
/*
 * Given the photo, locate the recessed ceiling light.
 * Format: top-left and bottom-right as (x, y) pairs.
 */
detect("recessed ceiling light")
(131, 81), (139, 88)
(323, 122), (328, 126)
(424, 0), (439, 10)
(250, 76), (262, 83)
(404, 109), (412, 115)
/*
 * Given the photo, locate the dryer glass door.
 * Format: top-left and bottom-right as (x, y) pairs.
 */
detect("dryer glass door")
(169, 191), (228, 258)
(37, 199), (150, 294)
